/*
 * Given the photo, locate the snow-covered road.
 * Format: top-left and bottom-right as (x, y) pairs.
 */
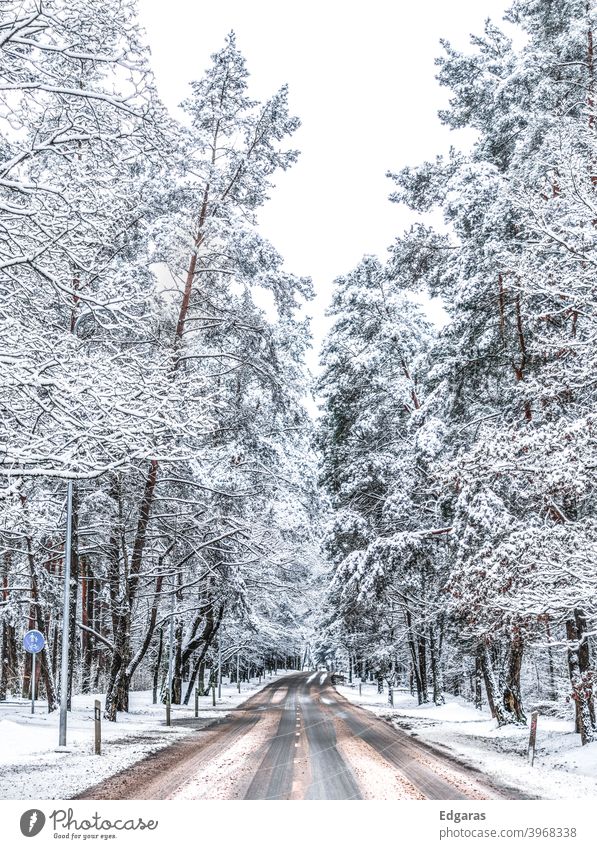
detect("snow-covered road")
(75, 673), (524, 800)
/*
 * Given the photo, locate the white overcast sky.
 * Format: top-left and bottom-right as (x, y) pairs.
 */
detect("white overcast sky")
(139, 0), (510, 366)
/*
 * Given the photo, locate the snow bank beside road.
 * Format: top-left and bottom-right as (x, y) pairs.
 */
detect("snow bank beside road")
(337, 682), (597, 800)
(0, 673), (282, 800)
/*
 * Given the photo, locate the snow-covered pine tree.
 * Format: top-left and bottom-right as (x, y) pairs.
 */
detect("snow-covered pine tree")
(318, 255), (450, 703)
(0, 7), (317, 719)
(101, 32), (317, 719)
(0, 0), (181, 713)
(388, 0), (597, 737)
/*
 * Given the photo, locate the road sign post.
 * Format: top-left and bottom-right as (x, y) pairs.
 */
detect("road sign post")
(31, 652), (36, 713)
(23, 630), (45, 715)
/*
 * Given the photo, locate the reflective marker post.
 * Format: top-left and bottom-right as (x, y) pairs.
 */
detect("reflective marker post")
(528, 711), (538, 766)
(59, 480), (74, 747)
(94, 700), (102, 755)
(217, 633), (222, 700)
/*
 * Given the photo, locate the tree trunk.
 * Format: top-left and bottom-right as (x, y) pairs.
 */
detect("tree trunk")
(51, 621), (59, 681)
(92, 588), (104, 691)
(197, 660), (206, 695)
(104, 622), (128, 721)
(575, 609), (595, 727)
(35, 618), (58, 713)
(126, 568), (166, 694)
(417, 632), (429, 703)
(1, 555), (19, 700)
(182, 602), (223, 703)
(474, 648), (483, 710)
(22, 524), (58, 712)
(428, 625), (444, 706)
(171, 620), (183, 704)
(480, 642), (516, 726)
(566, 613), (595, 745)
(404, 605), (423, 703)
(545, 620), (558, 701)
(81, 557), (94, 694)
(153, 628), (163, 705)
(503, 635), (526, 724)
(104, 463), (158, 721)
(22, 605), (35, 697)
(66, 484), (80, 709)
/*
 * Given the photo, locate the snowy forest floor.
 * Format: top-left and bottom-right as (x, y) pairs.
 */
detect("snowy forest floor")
(0, 672), (286, 800)
(337, 683), (597, 800)
(3, 675), (594, 801)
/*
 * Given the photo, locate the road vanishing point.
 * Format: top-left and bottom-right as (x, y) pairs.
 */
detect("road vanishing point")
(77, 672), (527, 800)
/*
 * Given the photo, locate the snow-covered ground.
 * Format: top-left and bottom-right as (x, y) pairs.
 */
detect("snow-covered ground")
(0, 673), (284, 800)
(337, 682), (597, 800)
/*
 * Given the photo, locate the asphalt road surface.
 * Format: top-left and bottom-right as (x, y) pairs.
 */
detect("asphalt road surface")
(77, 672), (526, 800)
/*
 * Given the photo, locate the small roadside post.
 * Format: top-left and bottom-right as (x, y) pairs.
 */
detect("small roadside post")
(23, 630), (45, 715)
(237, 652), (241, 694)
(528, 711), (538, 766)
(359, 681), (362, 696)
(218, 635), (222, 700)
(212, 682), (216, 707)
(94, 700), (101, 755)
(194, 686), (199, 718)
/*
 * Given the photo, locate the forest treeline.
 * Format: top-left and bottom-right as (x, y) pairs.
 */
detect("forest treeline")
(2, 0), (597, 749)
(0, 1), (319, 720)
(317, 1), (597, 745)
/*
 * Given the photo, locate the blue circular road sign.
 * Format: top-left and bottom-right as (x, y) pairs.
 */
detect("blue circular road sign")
(23, 630), (45, 654)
